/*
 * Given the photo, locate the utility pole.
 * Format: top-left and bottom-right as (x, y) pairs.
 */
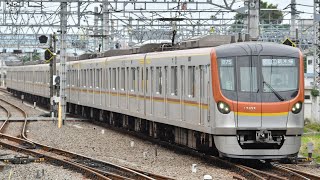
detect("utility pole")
(314, 0), (320, 86)
(53, 33), (57, 118)
(128, 17), (133, 47)
(49, 35), (54, 117)
(0, 54), (4, 87)
(94, 6), (99, 52)
(103, 0), (109, 51)
(248, 0), (259, 40)
(58, 1), (68, 127)
(313, 0), (320, 122)
(290, 0), (296, 38)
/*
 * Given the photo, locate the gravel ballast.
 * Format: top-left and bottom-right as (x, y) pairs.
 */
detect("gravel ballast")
(27, 121), (236, 179)
(0, 149), (83, 180)
(2, 91), (320, 179)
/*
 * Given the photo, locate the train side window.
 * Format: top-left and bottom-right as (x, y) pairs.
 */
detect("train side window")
(71, 70), (74, 86)
(89, 69), (93, 88)
(94, 69), (100, 88)
(67, 70), (70, 85)
(84, 69), (86, 87)
(86, 69), (88, 87)
(76, 70), (79, 87)
(71, 70), (73, 86)
(80, 70), (83, 87)
(137, 67), (140, 92)
(103, 68), (106, 89)
(151, 67), (154, 94)
(121, 67), (125, 90)
(188, 66), (195, 98)
(181, 65), (185, 96)
(112, 68), (116, 90)
(75, 70), (78, 87)
(83, 69), (85, 87)
(141, 68), (144, 92)
(171, 66), (178, 96)
(146, 68), (149, 93)
(156, 67), (162, 94)
(109, 68), (111, 90)
(98, 68), (103, 89)
(131, 67), (136, 91)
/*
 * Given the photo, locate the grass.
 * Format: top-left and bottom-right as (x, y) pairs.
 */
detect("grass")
(300, 122), (320, 163)
(304, 122), (320, 132)
(300, 134), (320, 163)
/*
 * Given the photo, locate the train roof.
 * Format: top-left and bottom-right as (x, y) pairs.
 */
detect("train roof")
(215, 42), (300, 57)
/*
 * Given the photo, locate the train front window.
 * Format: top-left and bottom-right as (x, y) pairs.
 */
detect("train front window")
(218, 56), (299, 102)
(219, 58), (235, 91)
(261, 57), (298, 92)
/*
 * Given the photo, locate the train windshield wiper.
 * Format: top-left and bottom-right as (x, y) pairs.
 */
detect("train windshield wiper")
(263, 81), (285, 101)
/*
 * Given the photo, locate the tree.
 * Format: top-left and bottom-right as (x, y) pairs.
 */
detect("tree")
(231, 1), (283, 32)
(259, 1), (283, 24)
(21, 52), (41, 63)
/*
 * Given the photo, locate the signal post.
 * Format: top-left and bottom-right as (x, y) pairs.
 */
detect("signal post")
(43, 35), (57, 121)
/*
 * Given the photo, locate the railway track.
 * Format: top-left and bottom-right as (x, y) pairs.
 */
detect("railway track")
(2, 88), (318, 180)
(232, 161), (320, 180)
(0, 98), (171, 180)
(92, 120), (320, 180)
(0, 88), (11, 96)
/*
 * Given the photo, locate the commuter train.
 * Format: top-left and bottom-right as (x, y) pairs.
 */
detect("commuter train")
(6, 42), (304, 159)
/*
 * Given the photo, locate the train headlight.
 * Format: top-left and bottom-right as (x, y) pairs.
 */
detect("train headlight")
(217, 102), (231, 114)
(291, 102), (302, 114)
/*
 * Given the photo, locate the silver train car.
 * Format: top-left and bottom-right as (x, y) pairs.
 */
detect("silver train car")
(7, 42), (304, 159)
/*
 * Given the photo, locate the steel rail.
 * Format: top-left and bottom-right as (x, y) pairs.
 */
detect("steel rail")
(0, 140), (110, 180)
(236, 164), (285, 180)
(272, 163), (320, 180)
(0, 97), (36, 148)
(0, 98), (110, 179)
(25, 139), (156, 180)
(0, 103), (11, 131)
(0, 97), (160, 179)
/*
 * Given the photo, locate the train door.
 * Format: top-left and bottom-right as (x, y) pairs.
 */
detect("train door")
(119, 67), (126, 110)
(236, 56), (262, 128)
(199, 65), (209, 126)
(154, 66), (165, 118)
(144, 67), (150, 116)
(77, 69), (80, 104)
(180, 65), (185, 121)
(107, 68), (111, 108)
(102, 68), (107, 108)
(150, 67), (154, 115)
(94, 68), (101, 107)
(164, 66), (168, 118)
(167, 66), (179, 120)
(88, 69), (93, 105)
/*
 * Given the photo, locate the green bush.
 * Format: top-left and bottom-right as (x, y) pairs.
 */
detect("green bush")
(311, 88), (319, 97)
(305, 122), (320, 132)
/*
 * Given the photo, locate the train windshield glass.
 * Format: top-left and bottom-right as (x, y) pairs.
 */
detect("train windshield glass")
(219, 58), (235, 91)
(218, 56), (299, 102)
(261, 57), (298, 92)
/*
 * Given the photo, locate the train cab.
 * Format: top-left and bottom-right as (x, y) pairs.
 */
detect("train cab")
(211, 42), (304, 159)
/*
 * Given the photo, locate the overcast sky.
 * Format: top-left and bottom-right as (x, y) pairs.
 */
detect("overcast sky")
(263, 0), (313, 19)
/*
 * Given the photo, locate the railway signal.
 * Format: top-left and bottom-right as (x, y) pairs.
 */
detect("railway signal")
(282, 38), (296, 47)
(44, 48), (55, 62)
(38, 35), (48, 44)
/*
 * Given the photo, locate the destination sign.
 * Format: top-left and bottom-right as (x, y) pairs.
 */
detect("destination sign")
(220, 59), (233, 66)
(262, 58), (295, 66)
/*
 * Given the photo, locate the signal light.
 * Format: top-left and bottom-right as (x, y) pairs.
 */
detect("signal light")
(45, 48), (54, 61)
